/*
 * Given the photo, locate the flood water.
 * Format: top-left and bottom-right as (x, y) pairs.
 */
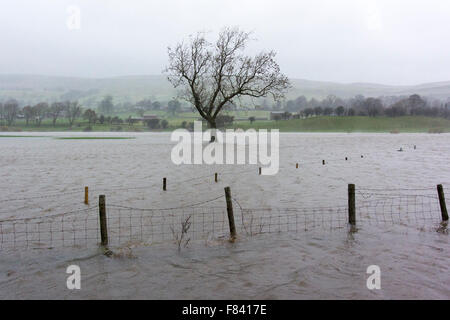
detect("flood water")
(0, 132), (449, 299)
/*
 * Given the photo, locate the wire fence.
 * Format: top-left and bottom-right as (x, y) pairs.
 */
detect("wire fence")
(0, 206), (99, 250)
(106, 206), (229, 248)
(0, 165), (258, 205)
(0, 184), (446, 251)
(355, 189), (442, 226)
(0, 150), (448, 251)
(1, 138), (448, 253)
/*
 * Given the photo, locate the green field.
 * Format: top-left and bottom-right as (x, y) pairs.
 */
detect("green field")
(55, 137), (135, 140)
(0, 135), (48, 138)
(2, 114), (450, 133)
(229, 116), (450, 133)
(0, 110), (269, 132)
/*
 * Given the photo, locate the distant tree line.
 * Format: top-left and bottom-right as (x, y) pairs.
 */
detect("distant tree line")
(0, 97), (125, 128)
(0, 99), (83, 127)
(0, 97), (173, 131)
(271, 94), (450, 119)
(133, 98), (183, 115)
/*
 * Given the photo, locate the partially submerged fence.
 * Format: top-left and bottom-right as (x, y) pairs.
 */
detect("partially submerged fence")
(0, 183), (448, 251)
(0, 206), (100, 250)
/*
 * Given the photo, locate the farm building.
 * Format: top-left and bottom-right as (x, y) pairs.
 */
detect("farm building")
(129, 114), (160, 124)
(270, 111), (292, 120)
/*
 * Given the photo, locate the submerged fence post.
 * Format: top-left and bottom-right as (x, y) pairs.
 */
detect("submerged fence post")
(163, 177), (167, 191)
(322, 160), (325, 165)
(296, 163), (299, 169)
(348, 184), (356, 225)
(215, 173), (218, 183)
(224, 186), (237, 239)
(437, 184), (449, 221)
(84, 186), (89, 205)
(99, 195), (108, 246)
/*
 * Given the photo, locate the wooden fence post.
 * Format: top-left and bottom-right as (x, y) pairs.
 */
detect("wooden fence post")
(296, 163), (299, 169)
(259, 167), (262, 175)
(84, 186), (89, 205)
(99, 195), (108, 246)
(224, 187), (237, 239)
(215, 173), (218, 183)
(163, 177), (167, 191)
(437, 184), (449, 221)
(348, 184), (356, 225)
(322, 160), (325, 165)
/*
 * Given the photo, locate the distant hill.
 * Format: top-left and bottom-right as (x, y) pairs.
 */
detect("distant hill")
(0, 74), (176, 107)
(288, 79), (450, 100)
(0, 74), (449, 107)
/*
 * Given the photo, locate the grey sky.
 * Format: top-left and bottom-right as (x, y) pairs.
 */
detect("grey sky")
(1, 0), (449, 85)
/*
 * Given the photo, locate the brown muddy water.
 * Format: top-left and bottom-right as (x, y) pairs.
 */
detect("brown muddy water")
(0, 132), (449, 299)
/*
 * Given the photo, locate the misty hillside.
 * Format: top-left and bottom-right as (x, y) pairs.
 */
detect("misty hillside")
(1, 74), (449, 107)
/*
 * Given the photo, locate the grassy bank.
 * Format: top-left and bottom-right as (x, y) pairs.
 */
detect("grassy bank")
(230, 116), (450, 133)
(2, 115), (450, 133)
(55, 137), (135, 140)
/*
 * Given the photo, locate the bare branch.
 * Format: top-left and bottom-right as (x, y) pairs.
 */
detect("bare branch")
(165, 27), (291, 127)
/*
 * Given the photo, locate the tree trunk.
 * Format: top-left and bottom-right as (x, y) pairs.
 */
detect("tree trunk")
(208, 119), (217, 142)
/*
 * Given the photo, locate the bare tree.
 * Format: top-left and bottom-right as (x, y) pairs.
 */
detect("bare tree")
(167, 99), (181, 116)
(65, 101), (82, 126)
(335, 106), (345, 116)
(22, 106), (34, 126)
(49, 102), (64, 127)
(83, 108), (97, 124)
(165, 27), (290, 141)
(3, 99), (19, 126)
(0, 102), (3, 125)
(32, 102), (48, 127)
(364, 98), (383, 117)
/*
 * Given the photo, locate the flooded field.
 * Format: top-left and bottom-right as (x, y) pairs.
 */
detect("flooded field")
(0, 132), (449, 299)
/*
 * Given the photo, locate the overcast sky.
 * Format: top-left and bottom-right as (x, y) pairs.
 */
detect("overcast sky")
(1, 0), (449, 85)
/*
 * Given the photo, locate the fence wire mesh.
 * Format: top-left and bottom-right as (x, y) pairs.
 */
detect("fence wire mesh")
(356, 187), (442, 226)
(0, 186), (446, 251)
(0, 207), (99, 250)
(105, 206), (229, 248)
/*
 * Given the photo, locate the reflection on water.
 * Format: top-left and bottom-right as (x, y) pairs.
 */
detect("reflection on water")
(0, 132), (449, 299)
